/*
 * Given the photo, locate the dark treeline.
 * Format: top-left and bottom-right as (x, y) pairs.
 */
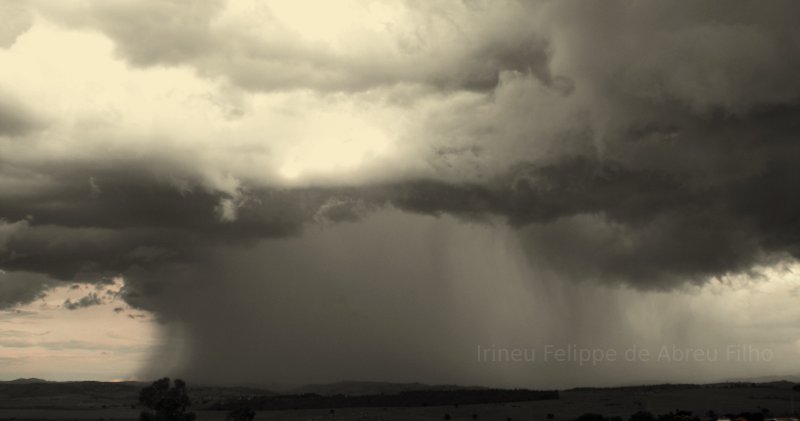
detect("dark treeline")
(569, 382), (768, 393)
(212, 389), (559, 411)
(574, 409), (775, 421)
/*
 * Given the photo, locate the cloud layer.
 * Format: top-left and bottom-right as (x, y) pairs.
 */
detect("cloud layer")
(1, 0), (800, 385)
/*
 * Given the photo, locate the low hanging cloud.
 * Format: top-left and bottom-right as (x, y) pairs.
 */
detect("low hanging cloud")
(0, 271), (51, 310)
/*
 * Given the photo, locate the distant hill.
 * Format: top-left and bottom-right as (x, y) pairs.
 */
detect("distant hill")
(724, 374), (800, 384)
(0, 379), (523, 411)
(0, 378), (51, 384)
(0, 381), (141, 409)
(0, 380), (273, 410)
(288, 380), (484, 396)
(568, 380), (800, 394)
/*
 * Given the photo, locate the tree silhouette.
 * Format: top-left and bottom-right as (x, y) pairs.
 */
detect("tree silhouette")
(139, 377), (196, 421)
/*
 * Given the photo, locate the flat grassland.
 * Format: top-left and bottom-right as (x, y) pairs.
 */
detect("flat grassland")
(0, 382), (796, 420)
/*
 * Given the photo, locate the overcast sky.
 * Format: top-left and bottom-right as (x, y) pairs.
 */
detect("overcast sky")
(1, 0), (800, 388)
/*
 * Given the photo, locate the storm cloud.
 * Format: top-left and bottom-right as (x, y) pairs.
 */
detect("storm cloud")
(0, 270), (51, 310)
(1, 0), (800, 386)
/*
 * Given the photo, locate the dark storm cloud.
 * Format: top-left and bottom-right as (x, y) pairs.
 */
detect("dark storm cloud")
(2, 144), (799, 297)
(0, 163), (325, 284)
(313, 197), (375, 224)
(385, 106), (800, 287)
(0, 271), (50, 310)
(3, 0), (800, 388)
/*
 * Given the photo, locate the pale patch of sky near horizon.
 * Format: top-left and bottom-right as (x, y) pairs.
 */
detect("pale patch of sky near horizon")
(0, 279), (157, 381)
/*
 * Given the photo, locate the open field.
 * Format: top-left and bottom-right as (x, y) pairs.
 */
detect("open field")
(0, 382), (797, 421)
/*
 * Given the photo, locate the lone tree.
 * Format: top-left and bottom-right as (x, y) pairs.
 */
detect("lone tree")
(139, 377), (196, 421)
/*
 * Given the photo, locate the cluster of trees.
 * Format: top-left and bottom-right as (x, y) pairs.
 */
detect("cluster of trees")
(138, 378), (195, 421)
(138, 378), (256, 421)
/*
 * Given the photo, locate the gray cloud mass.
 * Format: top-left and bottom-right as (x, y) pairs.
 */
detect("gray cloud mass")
(1, 0), (800, 386)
